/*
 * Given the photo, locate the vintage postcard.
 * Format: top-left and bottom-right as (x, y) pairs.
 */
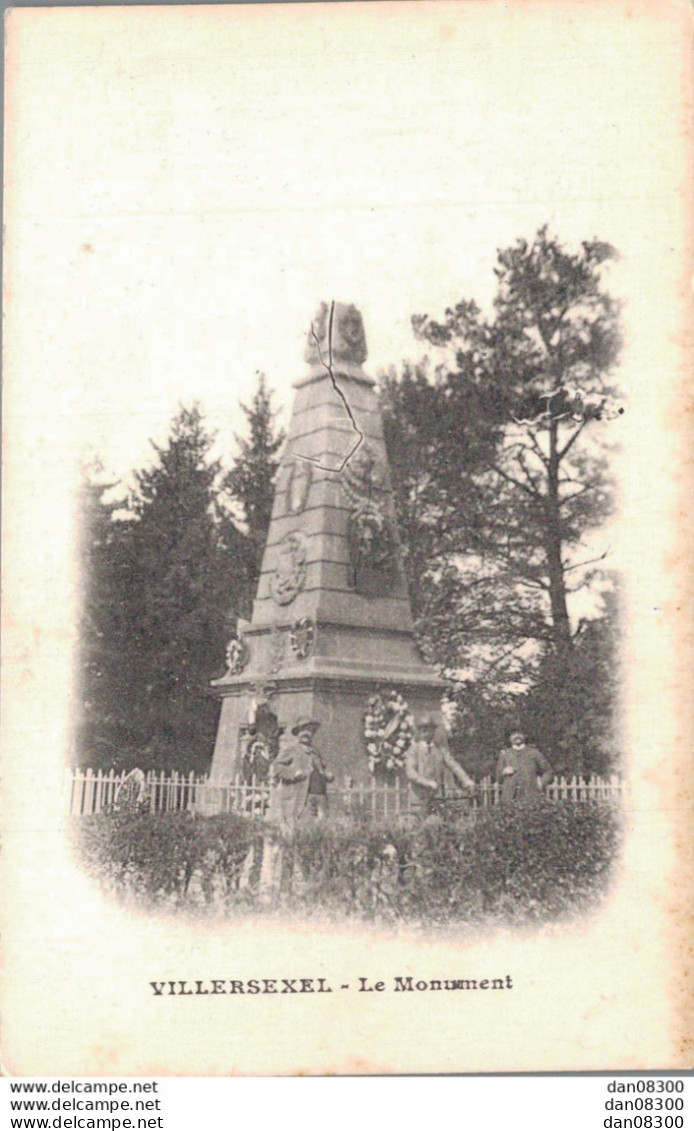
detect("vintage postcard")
(2, 1), (692, 1075)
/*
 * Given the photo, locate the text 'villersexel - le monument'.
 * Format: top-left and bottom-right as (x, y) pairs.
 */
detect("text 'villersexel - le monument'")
(209, 302), (446, 790)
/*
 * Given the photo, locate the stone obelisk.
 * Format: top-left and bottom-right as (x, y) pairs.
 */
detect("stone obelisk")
(209, 302), (447, 784)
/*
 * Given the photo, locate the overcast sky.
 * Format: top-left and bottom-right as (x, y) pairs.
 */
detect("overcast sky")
(6, 1), (688, 528)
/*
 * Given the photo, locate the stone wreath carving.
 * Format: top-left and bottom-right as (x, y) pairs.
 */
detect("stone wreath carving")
(210, 622), (250, 685)
(223, 635), (249, 677)
(270, 531), (308, 605)
(289, 616), (315, 660)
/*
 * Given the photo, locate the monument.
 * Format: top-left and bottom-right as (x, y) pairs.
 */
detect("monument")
(209, 301), (448, 786)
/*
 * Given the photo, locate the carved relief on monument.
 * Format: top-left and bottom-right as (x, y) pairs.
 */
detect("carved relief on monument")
(342, 442), (395, 593)
(347, 506), (395, 577)
(210, 621), (250, 684)
(270, 530), (308, 605)
(285, 457), (313, 515)
(289, 616), (315, 660)
(305, 301), (368, 367)
(223, 635), (249, 676)
(341, 442), (387, 507)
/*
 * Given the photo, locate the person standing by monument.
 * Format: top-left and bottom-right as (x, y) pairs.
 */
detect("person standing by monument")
(256, 716), (333, 900)
(405, 714), (475, 817)
(495, 729), (554, 804)
(297, 718), (335, 821)
(264, 716), (334, 825)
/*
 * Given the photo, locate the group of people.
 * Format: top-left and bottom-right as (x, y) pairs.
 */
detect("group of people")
(261, 713), (554, 828)
(242, 713), (554, 901)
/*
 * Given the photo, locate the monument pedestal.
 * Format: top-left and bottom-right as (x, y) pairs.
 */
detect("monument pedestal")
(210, 302), (447, 789)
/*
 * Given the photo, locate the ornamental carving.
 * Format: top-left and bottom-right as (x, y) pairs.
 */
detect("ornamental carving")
(223, 635), (249, 677)
(211, 621), (250, 685)
(341, 442), (387, 508)
(290, 616), (315, 660)
(270, 531), (308, 606)
(348, 505), (395, 576)
(285, 458), (313, 515)
(305, 301), (368, 367)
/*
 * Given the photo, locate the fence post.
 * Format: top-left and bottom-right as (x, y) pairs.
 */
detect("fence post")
(63, 765), (626, 818)
(67, 769), (77, 815)
(97, 769), (107, 814)
(85, 767), (95, 816)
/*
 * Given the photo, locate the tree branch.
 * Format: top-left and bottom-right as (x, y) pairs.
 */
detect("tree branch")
(528, 430), (550, 468)
(491, 463), (541, 500)
(516, 450), (543, 494)
(557, 418), (588, 461)
(562, 548), (609, 573)
(558, 483), (599, 507)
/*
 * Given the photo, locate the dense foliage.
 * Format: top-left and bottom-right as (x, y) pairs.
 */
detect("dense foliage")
(77, 383), (284, 772)
(224, 373), (285, 569)
(75, 803), (621, 927)
(382, 227), (623, 774)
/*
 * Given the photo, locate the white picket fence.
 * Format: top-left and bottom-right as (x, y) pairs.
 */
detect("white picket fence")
(65, 768), (625, 819)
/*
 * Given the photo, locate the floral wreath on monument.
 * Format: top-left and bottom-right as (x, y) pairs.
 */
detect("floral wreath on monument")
(363, 688), (415, 772)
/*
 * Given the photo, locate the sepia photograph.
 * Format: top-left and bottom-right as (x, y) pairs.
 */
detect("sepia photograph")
(2, 0), (692, 1075)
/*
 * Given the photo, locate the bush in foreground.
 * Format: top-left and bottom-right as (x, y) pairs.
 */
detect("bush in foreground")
(74, 800), (621, 927)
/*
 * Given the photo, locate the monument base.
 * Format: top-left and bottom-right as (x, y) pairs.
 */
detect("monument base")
(210, 674), (448, 788)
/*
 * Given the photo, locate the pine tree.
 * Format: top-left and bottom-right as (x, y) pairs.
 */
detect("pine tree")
(383, 228), (623, 771)
(225, 373), (285, 571)
(122, 404), (256, 770)
(76, 405), (253, 772)
(75, 470), (135, 767)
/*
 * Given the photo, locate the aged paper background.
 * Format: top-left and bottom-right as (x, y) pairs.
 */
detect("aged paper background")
(2, 1), (693, 1074)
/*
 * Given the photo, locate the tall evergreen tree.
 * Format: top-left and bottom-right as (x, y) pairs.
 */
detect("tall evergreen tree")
(76, 470), (134, 766)
(383, 228), (623, 771)
(77, 388), (285, 773)
(120, 404), (255, 770)
(225, 373), (285, 571)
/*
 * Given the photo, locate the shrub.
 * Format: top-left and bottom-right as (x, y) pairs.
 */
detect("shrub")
(75, 812), (255, 907)
(73, 800), (621, 927)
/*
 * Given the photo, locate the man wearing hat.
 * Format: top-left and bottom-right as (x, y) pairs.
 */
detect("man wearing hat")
(257, 715), (333, 902)
(405, 713), (475, 817)
(496, 729), (553, 804)
(266, 715), (334, 826)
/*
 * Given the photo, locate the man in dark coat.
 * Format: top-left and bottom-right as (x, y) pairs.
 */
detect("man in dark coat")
(496, 730), (553, 804)
(257, 716), (332, 901)
(265, 716), (334, 827)
(405, 713), (475, 817)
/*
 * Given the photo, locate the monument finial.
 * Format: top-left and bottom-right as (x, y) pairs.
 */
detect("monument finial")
(305, 301), (368, 367)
